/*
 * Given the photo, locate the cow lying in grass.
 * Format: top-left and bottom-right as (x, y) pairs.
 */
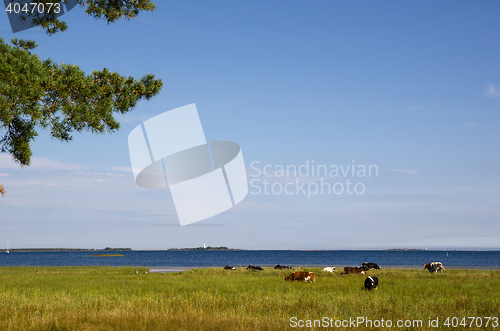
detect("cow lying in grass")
(223, 265), (236, 270)
(362, 262), (381, 271)
(343, 267), (365, 275)
(247, 265), (264, 271)
(423, 262), (445, 274)
(274, 264), (292, 270)
(285, 271), (316, 282)
(322, 267), (336, 272)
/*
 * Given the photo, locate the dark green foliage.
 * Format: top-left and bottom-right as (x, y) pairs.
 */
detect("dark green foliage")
(0, 38), (163, 166)
(83, 0), (157, 23)
(0, 1), (159, 196)
(11, 0), (157, 36)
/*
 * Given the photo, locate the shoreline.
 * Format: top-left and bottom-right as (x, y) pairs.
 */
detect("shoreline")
(2, 249), (499, 252)
(148, 265), (500, 273)
(0, 265), (498, 272)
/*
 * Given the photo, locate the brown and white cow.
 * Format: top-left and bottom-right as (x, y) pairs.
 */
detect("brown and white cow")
(423, 262), (445, 274)
(343, 267), (365, 275)
(285, 271), (316, 282)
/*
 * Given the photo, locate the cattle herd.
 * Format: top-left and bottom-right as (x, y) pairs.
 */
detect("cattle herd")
(222, 261), (446, 290)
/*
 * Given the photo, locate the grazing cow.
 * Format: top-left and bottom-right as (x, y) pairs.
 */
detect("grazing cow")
(343, 267), (365, 275)
(322, 267), (337, 272)
(285, 271), (316, 283)
(247, 265), (264, 271)
(362, 262), (381, 271)
(275, 264), (292, 270)
(223, 265), (236, 270)
(364, 276), (378, 290)
(423, 262), (445, 274)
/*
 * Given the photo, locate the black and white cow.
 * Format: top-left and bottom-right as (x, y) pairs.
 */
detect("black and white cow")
(364, 276), (378, 290)
(247, 265), (264, 271)
(362, 262), (381, 271)
(275, 264), (292, 270)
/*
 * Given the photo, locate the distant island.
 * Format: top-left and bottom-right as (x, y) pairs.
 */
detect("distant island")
(3, 247), (488, 253)
(386, 248), (428, 251)
(0, 246), (245, 252)
(1, 247), (132, 252)
(167, 246), (244, 251)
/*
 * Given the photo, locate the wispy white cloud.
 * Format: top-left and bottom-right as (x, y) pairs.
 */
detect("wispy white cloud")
(486, 84), (500, 97)
(117, 112), (152, 124)
(462, 122), (476, 127)
(0, 173), (9, 177)
(389, 168), (419, 176)
(0, 171), (169, 215)
(0, 154), (89, 171)
(404, 106), (426, 112)
(0, 154), (20, 169)
(73, 171), (126, 177)
(30, 157), (90, 171)
(110, 165), (134, 173)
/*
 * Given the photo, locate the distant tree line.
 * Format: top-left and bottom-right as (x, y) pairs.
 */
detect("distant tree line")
(103, 247), (132, 251)
(167, 246), (241, 251)
(2, 247), (132, 252)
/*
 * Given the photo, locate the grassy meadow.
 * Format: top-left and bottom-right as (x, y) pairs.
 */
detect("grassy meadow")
(0, 266), (499, 330)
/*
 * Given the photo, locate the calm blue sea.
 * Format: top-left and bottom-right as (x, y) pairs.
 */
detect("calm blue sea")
(0, 250), (499, 269)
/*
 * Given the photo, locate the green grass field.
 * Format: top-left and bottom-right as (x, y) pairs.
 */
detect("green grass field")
(0, 267), (498, 330)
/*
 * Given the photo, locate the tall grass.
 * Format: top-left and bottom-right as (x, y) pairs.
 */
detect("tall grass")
(0, 267), (498, 330)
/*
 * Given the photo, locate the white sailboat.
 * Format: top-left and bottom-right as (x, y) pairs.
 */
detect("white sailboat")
(6, 241), (9, 254)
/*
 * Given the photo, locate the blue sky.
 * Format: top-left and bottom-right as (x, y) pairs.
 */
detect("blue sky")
(1, 1), (499, 250)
